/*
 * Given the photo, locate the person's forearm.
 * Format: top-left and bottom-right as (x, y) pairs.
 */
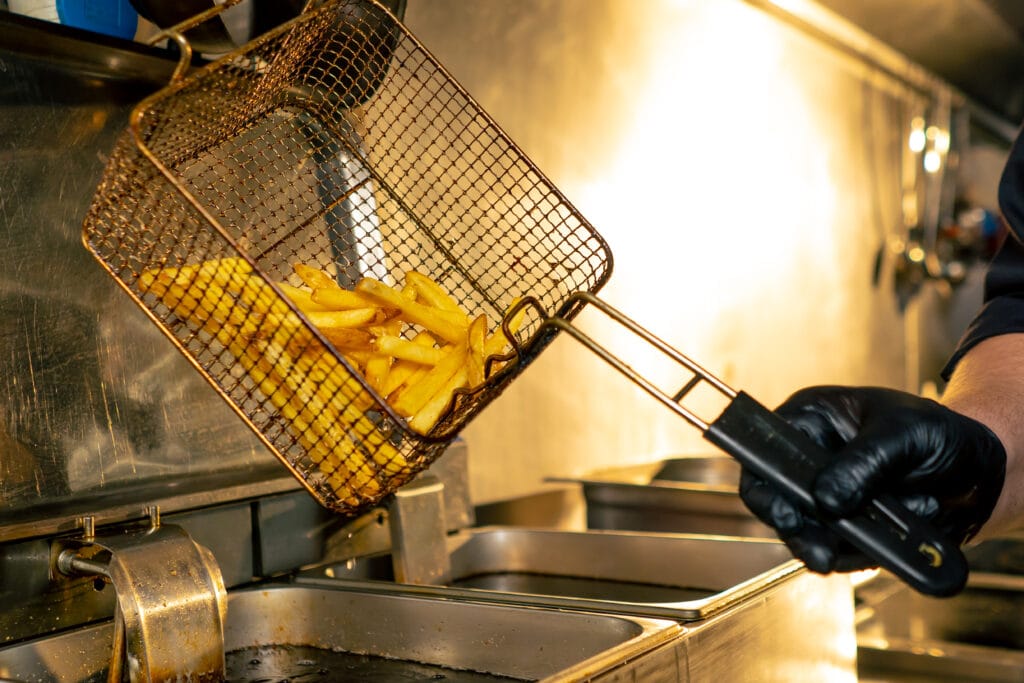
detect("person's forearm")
(942, 333), (1024, 539)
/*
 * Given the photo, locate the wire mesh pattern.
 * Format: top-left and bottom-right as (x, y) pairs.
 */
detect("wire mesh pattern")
(82, 0), (612, 514)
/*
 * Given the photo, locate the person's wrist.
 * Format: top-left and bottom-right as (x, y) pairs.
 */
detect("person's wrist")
(938, 399), (1014, 540)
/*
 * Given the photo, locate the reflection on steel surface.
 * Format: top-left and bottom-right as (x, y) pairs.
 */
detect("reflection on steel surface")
(0, 15), (277, 531)
(858, 571), (1024, 682)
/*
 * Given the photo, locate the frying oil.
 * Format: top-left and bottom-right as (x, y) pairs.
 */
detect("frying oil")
(224, 644), (524, 682)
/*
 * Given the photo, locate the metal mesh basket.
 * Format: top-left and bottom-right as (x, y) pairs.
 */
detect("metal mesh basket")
(82, 0), (612, 514)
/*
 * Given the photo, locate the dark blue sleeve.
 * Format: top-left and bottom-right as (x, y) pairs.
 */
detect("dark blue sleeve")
(942, 129), (1024, 380)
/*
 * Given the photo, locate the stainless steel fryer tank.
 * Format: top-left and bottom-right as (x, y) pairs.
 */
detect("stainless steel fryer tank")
(0, 583), (683, 683)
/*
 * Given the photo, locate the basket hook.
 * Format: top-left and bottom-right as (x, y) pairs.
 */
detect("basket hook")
(145, 0), (247, 83)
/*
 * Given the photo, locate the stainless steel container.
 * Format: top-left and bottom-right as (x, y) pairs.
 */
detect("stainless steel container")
(304, 519), (859, 682)
(562, 455), (774, 537)
(310, 526), (800, 620)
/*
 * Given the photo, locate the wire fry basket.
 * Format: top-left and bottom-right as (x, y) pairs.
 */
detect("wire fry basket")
(82, 0), (612, 515)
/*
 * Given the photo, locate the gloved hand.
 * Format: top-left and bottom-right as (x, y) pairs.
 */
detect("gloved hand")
(739, 386), (1007, 573)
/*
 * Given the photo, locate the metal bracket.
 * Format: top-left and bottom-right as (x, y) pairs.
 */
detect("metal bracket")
(55, 507), (227, 682)
(388, 476), (451, 585)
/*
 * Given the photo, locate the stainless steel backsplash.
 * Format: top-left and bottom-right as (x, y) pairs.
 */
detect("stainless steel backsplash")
(0, 16), (281, 531)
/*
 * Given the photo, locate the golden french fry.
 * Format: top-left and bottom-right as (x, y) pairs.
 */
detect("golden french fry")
(409, 365), (469, 434)
(294, 263), (340, 291)
(224, 265), (293, 322)
(381, 332), (438, 398)
(364, 353), (392, 393)
(387, 361), (432, 403)
(368, 315), (404, 338)
(214, 326), (367, 495)
(372, 308), (396, 326)
(145, 261), (259, 339)
(277, 282), (332, 313)
(306, 308), (378, 330)
(141, 257), (253, 295)
(320, 327), (374, 351)
(412, 331), (438, 347)
(311, 286), (381, 311)
(483, 332), (509, 361)
(385, 358), (432, 401)
(356, 278), (468, 344)
(380, 359), (422, 398)
(391, 343), (467, 416)
(261, 339), (403, 475)
(467, 314), (487, 387)
(343, 349), (375, 369)
(227, 273), (311, 349)
(373, 335), (445, 366)
(405, 270), (463, 314)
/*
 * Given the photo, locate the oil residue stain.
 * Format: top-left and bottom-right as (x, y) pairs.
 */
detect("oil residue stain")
(225, 644), (524, 683)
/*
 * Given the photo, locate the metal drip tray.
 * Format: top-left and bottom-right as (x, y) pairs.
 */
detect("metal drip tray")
(305, 527), (801, 621)
(0, 583), (679, 682)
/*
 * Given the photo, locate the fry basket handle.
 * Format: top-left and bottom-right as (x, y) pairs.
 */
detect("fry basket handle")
(504, 291), (735, 430)
(505, 290), (969, 597)
(145, 0), (247, 83)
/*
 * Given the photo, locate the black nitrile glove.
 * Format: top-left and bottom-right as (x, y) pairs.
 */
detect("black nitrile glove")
(739, 386), (1007, 574)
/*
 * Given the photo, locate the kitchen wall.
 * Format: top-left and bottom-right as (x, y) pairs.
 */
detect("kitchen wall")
(402, 0), (992, 503)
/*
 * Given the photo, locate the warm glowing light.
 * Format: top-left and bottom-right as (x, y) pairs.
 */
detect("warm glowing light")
(848, 568), (881, 587)
(926, 125), (950, 155)
(574, 0), (835, 329)
(907, 245), (926, 262)
(908, 130), (926, 153)
(923, 150), (942, 173)
(902, 195), (919, 227)
(417, 0), (964, 511)
(764, 0), (803, 12)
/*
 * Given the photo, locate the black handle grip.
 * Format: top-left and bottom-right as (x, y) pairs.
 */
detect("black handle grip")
(705, 391), (968, 597)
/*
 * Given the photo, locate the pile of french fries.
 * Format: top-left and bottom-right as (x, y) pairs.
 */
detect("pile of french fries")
(281, 263), (519, 434)
(138, 256), (519, 509)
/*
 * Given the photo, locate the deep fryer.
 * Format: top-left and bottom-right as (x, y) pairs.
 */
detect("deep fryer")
(82, 0), (967, 596)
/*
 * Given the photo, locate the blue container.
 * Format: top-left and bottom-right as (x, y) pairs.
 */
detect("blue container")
(46, 0), (139, 40)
